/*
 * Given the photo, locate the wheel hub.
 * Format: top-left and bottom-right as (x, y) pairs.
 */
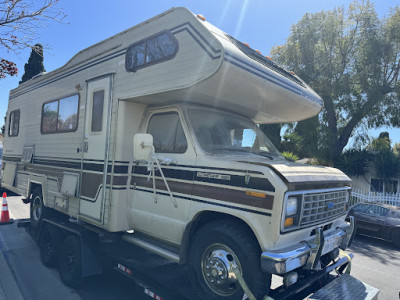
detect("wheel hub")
(201, 246), (241, 296)
(32, 196), (42, 221)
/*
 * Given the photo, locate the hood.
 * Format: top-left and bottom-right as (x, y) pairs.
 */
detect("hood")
(225, 155), (351, 184)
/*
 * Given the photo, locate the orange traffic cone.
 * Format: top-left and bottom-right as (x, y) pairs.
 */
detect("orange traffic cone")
(0, 192), (14, 225)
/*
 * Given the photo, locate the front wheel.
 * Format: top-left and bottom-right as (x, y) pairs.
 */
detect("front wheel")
(189, 220), (270, 300)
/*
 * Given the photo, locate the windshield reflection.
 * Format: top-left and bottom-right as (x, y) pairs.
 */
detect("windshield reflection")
(187, 108), (281, 157)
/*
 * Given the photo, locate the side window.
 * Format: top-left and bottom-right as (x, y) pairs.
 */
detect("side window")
(353, 204), (368, 213)
(126, 31), (178, 72)
(147, 112), (188, 153)
(91, 90), (104, 132)
(367, 205), (389, 217)
(42, 94), (79, 133)
(8, 109), (20, 137)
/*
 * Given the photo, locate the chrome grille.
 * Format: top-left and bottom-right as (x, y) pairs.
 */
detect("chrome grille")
(300, 189), (349, 226)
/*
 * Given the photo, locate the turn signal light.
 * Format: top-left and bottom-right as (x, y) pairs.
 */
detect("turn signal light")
(246, 191), (266, 198)
(284, 217), (294, 227)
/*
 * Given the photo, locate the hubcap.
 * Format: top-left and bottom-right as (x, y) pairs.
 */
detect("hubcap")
(201, 244), (242, 296)
(32, 196), (42, 221)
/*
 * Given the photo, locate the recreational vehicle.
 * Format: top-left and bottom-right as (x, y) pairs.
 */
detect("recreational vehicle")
(2, 7), (355, 299)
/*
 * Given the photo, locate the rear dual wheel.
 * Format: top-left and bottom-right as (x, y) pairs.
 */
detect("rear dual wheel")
(58, 235), (84, 287)
(39, 225), (60, 267)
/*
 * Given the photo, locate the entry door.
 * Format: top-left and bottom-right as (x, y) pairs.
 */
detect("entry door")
(79, 76), (112, 222)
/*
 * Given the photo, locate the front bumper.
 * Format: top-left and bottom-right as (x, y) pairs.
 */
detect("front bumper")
(261, 217), (355, 274)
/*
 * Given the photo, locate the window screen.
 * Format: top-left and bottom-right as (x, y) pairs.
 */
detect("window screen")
(147, 112), (187, 153)
(126, 31), (178, 72)
(8, 110), (20, 137)
(91, 90), (104, 132)
(42, 94), (79, 133)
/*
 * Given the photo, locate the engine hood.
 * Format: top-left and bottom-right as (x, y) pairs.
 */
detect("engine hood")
(229, 155), (351, 184)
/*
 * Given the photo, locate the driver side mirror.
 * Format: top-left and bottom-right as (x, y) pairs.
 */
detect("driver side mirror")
(133, 133), (154, 162)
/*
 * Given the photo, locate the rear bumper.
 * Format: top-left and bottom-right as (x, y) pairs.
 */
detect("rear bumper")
(261, 217), (355, 274)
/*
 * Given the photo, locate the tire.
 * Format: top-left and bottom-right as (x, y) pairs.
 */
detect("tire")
(188, 220), (271, 300)
(58, 235), (83, 287)
(30, 188), (50, 230)
(391, 230), (400, 249)
(39, 225), (60, 268)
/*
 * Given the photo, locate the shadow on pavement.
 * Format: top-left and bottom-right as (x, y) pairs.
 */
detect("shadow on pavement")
(349, 234), (399, 265)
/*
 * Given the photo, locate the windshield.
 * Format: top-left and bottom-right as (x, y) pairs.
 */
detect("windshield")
(187, 108), (281, 157)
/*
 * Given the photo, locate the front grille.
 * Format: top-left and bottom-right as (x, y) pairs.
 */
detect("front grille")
(300, 190), (348, 226)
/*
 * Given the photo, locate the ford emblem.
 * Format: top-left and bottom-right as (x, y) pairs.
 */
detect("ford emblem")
(327, 202), (334, 209)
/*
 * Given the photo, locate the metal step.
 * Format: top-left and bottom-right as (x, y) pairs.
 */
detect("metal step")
(122, 233), (180, 264)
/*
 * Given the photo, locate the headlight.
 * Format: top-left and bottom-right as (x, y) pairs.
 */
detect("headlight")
(286, 197), (298, 216)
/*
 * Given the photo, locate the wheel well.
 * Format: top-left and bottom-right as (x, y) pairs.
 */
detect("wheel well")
(180, 211), (261, 264)
(30, 183), (42, 198)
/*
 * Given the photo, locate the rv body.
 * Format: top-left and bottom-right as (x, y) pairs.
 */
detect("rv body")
(2, 7), (354, 299)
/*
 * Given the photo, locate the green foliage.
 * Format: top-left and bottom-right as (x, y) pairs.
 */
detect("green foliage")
(369, 131), (391, 151)
(20, 44), (45, 84)
(281, 132), (303, 157)
(281, 151), (299, 161)
(373, 149), (400, 181)
(1, 115), (5, 135)
(334, 149), (372, 177)
(271, 1), (400, 164)
(259, 124), (282, 151)
(394, 142), (400, 156)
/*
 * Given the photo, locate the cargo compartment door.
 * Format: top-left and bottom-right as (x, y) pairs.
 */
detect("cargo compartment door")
(79, 75), (113, 223)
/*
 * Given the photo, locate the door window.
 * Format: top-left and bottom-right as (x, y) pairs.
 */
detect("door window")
(147, 112), (187, 153)
(91, 90), (104, 132)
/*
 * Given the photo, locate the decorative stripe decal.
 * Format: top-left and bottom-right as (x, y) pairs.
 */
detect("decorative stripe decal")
(135, 188), (272, 217)
(133, 165), (275, 192)
(3, 156), (275, 193)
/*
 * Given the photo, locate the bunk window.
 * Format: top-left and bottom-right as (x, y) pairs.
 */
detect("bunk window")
(8, 109), (20, 137)
(42, 94), (79, 133)
(125, 31), (178, 72)
(147, 112), (187, 153)
(91, 90), (105, 132)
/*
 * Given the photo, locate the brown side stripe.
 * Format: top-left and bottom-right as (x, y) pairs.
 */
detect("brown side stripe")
(133, 176), (273, 211)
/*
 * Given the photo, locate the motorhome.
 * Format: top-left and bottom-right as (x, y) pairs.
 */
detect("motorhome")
(2, 7), (354, 299)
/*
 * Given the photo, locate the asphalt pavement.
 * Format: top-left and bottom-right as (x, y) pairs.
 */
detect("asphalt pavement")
(0, 194), (399, 300)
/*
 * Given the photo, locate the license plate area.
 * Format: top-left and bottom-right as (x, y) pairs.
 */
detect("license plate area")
(321, 234), (339, 255)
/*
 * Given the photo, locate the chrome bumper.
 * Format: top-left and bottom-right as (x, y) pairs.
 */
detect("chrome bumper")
(261, 217), (355, 274)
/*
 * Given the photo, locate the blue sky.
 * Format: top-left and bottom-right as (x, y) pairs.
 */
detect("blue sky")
(0, 0), (399, 146)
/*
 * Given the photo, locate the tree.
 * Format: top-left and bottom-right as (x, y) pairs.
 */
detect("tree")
(335, 149), (372, 177)
(1, 115), (5, 134)
(271, 1), (400, 165)
(20, 43), (45, 83)
(369, 131), (390, 152)
(0, 0), (64, 79)
(259, 124), (282, 151)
